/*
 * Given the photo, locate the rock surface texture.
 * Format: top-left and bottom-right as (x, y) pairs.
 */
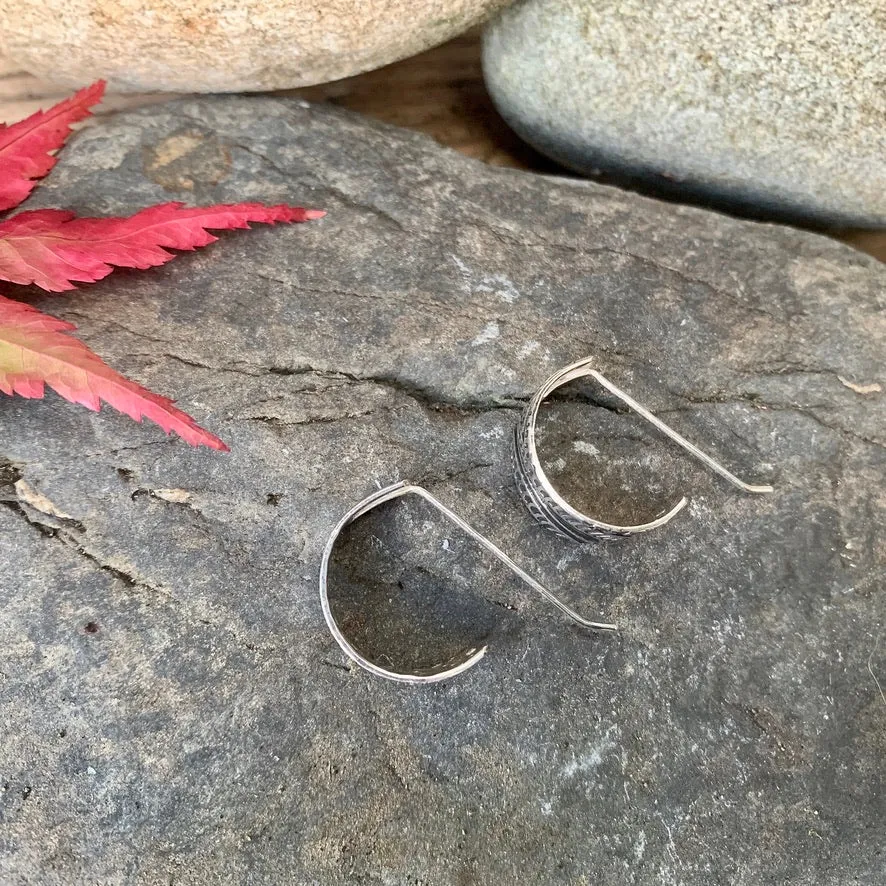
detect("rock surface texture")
(482, 0), (886, 226)
(0, 0), (510, 92)
(1, 97), (884, 885)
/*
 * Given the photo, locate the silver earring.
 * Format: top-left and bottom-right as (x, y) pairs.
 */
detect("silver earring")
(513, 357), (773, 542)
(320, 481), (616, 684)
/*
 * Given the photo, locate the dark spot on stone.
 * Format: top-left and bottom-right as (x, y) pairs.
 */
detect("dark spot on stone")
(0, 458), (22, 492)
(84, 622), (100, 634)
(21, 786), (31, 801)
(266, 493), (283, 506)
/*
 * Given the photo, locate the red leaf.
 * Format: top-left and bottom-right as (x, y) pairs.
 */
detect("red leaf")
(0, 81), (106, 213)
(0, 82), (326, 452)
(0, 294), (228, 450)
(0, 201), (325, 292)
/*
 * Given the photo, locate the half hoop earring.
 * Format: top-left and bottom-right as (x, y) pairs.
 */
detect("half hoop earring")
(513, 357), (773, 543)
(320, 481), (616, 684)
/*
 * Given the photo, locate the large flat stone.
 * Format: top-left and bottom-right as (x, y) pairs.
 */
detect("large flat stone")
(0, 96), (883, 884)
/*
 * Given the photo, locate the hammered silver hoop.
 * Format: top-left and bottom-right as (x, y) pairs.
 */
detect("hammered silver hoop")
(513, 358), (773, 543)
(320, 481), (616, 684)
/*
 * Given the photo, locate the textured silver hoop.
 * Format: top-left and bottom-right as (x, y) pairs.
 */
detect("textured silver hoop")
(514, 357), (773, 542)
(319, 481), (616, 684)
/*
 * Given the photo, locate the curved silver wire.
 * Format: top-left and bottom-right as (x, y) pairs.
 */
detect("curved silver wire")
(319, 481), (616, 684)
(513, 357), (773, 542)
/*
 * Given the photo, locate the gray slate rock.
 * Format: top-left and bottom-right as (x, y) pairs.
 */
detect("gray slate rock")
(1, 96), (884, 885)
(482, 0), (886, 227)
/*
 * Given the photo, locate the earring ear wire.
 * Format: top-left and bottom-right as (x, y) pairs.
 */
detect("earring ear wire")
(319, 481), (616, 684)
(514, 357), (773, 543)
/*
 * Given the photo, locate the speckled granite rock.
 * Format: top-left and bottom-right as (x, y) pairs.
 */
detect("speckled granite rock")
(0, 0), (510, 91)
(483, 0), (886, 226)
(0, 97), (884, 885)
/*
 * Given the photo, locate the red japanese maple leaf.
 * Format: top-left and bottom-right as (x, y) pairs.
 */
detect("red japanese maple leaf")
(0, 82), (324, 450)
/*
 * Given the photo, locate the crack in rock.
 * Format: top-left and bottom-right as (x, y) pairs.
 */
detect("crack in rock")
(1, 495), (159, 592)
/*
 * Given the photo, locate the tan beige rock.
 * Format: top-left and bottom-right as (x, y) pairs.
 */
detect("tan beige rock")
(0, 0), (510, 92)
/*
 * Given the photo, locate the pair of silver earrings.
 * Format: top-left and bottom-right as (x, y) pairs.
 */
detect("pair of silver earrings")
(319, 357), (772, 684)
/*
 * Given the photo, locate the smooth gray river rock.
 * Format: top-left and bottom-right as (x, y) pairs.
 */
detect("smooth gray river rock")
(483, 0), (886, 226)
